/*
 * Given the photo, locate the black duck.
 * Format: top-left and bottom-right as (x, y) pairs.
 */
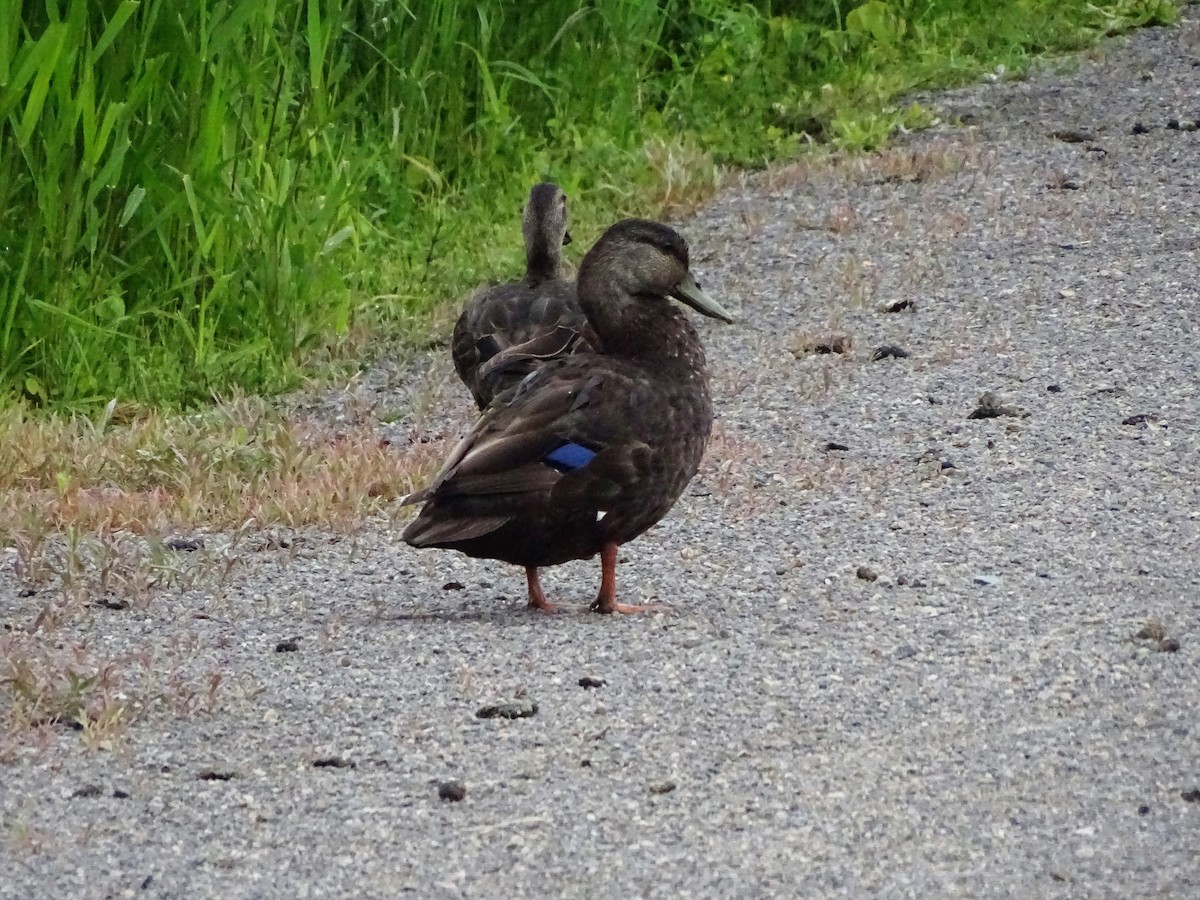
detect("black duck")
(451, 182), (598, 409)
(402, 218), (733, 614)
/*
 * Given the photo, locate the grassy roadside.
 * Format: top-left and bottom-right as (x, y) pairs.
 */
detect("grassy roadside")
(0, 1), (1180, 410)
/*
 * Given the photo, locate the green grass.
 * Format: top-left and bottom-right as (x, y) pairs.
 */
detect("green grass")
(0, 0), (1181, 409)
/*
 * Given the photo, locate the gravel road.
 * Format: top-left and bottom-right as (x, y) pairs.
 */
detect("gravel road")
(4, 15), (1200, 899)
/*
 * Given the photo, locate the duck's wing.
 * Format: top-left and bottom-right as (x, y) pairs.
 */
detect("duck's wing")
(452, 281), (596, 409)
(401, 361), (650, 546)
(451, 281), (531, 408)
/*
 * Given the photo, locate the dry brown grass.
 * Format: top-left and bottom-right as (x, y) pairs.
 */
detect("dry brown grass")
(788, 327), (855, 359)
(2, 637), (138, 760)
(0, 629), (229, 762)
(643, 134), (727, 217)
(0, 395), (441, 547)
(859, 138), (980, 185)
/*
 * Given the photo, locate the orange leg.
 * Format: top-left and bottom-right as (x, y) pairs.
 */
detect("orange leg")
(525, 566), (559, 614)
(590, 543), (662, 614)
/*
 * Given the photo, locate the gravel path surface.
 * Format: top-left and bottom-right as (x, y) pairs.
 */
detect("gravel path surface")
(4, 16), (1200, 899)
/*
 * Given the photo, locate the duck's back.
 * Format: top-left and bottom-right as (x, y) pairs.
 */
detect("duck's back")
(452, 279), (597, 409)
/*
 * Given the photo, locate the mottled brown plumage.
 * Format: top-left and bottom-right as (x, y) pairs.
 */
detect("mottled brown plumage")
(451, 183), (598, 409)
(404, 219), (732, 614)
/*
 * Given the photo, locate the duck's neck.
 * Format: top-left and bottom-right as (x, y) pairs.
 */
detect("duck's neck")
(523, 241), (563, 286)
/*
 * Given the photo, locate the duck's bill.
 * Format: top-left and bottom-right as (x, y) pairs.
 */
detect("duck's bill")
(671, 271), (734, 323)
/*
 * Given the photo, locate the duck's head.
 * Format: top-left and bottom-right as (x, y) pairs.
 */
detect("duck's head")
(522, 183), (571, 280)
(578, 219), (734, 335)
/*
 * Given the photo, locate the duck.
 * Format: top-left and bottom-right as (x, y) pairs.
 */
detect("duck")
(402, 218), (733, 614)
(451, 182), (598, 410)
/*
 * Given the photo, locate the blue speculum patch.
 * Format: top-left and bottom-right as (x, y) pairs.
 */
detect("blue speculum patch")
(544, 442), (596, 472)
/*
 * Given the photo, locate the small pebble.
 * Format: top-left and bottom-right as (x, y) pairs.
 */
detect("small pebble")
(871, 345), (910, 361)
(856, 566), (879, 582)
(968, 392), (1027, 420)
(578, 677), (606, 689)
(439, 781), (467, 802)
(1122, 413), (1159, 427)
(477, 700), (538, 720)
(275, 639), (300, 653)
(648, 782), (677, 795)
(312, 757), (355, 769)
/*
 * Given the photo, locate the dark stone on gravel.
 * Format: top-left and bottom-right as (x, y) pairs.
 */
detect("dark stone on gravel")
(165, 537), (202, 552)
(578, 677), (606, 689)
(1138, 805), (1151, 815)
(940, 460), (957, 470)
(442, 581), (465, 590)
(312, 757), (356, 769)
(648, 782), (677, 795)
(871, 344), (910, 360)
(1158, 638), (1181, 653)
(275, 639), (299, 652)
(824, 441), (850, 452)
(1131, 121), (1152, 134)
(93, 597), (130, 610)
(113, 788), (130, 799)
(71, 784), (103, 799)
(968, 392), (1027, 420)
(476, 700), (538, 720)
(1122, 413), (1159, 426)
(197, 771), (236, 781)
(1181, 789), (1200, 803)
(882, 299), (913, 313)
(17, 587), (36, 597)
(856, 566), (879, 582)
(1135, 621), (1167, 642)
(439, 781), (467, 802)
(1047, 384), (1062, 392)
(312, 758), (352, 772)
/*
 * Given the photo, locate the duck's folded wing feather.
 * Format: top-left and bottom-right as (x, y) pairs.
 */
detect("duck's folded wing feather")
(401, 369), (583, 507)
